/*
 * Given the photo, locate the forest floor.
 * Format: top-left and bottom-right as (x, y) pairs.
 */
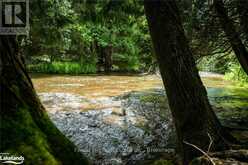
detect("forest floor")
(30, 72), (248, 164)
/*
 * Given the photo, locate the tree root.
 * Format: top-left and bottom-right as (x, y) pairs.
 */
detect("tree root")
(191, 149), (248, 165)
(210, 150), (248, 162)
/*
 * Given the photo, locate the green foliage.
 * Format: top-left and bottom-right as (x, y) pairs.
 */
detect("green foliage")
(24, 0), (153, 73)
(28, 62), (97, 74)
(198, 53), (248, 87)
(225, 63), (248, 86)
(197, 53), (232, 74)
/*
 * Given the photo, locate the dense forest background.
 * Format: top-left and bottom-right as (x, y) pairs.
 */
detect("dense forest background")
(22, 0), (247, 86)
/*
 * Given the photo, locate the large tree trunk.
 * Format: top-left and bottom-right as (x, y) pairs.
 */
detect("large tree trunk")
(144, 1), (233, 164)
(237, 0), (248, 44)
(213, 0), (248, 75)
(0, 36), (89, 164)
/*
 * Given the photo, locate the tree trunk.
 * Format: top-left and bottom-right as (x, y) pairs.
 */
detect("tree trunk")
(237, 0), (248, 44)
(213, 0), (248, 75)
(96, 43), (104, 72)
(0, 36), (89, 164)
(144, 1), (233, 164)
(104, 45), (113, 73)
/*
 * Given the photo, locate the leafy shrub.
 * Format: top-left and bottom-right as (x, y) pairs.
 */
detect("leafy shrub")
(225, 63), (248, 86)
(197, 54), (232, 74)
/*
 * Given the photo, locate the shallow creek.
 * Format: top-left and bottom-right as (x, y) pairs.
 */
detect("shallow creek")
(31, 72), (248, 164)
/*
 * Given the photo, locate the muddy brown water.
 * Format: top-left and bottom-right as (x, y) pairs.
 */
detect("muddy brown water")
(30, 72), (248, 110)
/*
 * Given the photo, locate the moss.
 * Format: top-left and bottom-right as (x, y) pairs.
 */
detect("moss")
(138, 93), (170, 121)
(140, 94), (165, 104)
(152, 160), (174, 165)
(8, 83), (88, 164)
(1, 106), (60, 165)
(7, 144), (59, 165)
(10, 84), (21, 98)
(1, 84), (89, 164)
(112, 138), (121, 145)
(135, 122), (151, 135)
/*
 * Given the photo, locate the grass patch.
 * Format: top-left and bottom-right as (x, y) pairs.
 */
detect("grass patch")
(27, 62), (97, 74)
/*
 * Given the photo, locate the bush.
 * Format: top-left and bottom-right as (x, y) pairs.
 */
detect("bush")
(197, 54), (231, 74)
(224, 63), (248, 86)
(27, 62), (97, 74)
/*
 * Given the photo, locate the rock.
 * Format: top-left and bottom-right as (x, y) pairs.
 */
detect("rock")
(111, 108), (125, 116)
(127, 126), (145, 143)
(143, 135), (154, 145)
(40, 91), (176, 164)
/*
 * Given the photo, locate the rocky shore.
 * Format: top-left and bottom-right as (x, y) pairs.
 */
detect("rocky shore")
(39, 90), (175, 164)
(38, 87), (248, 164)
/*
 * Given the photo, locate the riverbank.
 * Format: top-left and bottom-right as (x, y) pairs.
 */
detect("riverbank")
(40, 90), (174, 164)
(39, 89), (248, 164)
(31, 73), (248, 164)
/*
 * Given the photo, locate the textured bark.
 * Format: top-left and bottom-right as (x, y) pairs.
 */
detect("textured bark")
(237, 0), (248, 43)
(213, 0), (248, 75)
(0, 36), (89, 164)
(144, 1), (233, 164)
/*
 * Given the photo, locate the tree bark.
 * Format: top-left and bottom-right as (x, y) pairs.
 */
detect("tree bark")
(213, 0), (248, 75)
(0, 36), (89, 164)
(237, 0), (248, 44)
(144, 1), (233, 164)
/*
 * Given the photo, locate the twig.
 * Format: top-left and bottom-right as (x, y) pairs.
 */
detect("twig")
(208, 133), (213, 153)
(183, 141), (216, 165)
